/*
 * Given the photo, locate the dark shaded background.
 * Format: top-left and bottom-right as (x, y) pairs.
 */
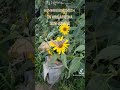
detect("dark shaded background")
(0, 0), (35, 90)
(86, 0), (120, 90)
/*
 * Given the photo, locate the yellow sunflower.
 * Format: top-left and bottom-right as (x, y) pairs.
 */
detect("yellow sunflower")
(27, 53), (34, 63)
(59, 23), (70, 35)
(49, 36), (69, 54)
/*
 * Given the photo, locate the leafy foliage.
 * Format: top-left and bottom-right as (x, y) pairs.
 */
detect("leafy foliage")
(35, 0), (85, 89)
(86, 0), (120, 89)
(0, 0), (34, 89)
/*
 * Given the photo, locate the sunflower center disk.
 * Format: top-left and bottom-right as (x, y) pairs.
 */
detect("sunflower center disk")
(58, 42), (63, 48)
(63, 27), (67, 31)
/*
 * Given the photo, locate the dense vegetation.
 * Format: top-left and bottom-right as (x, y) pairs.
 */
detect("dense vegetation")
(35, 0), (85, 90)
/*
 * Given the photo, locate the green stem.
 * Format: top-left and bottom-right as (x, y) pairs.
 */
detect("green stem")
(93, 32), (98, 55)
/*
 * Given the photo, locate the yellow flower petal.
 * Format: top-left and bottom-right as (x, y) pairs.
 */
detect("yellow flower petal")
(59, 23), (70, 35)
(50, 36), (69, 54)
(49, 41), (56, 47)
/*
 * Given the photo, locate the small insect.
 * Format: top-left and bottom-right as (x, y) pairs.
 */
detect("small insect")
(51, 39), (66, 48)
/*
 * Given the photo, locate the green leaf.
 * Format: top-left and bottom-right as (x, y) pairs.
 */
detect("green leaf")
(108, 78), (120, 90)
(61, 54), (68, 69)
(47, 31), (56, 39)
(68, 57), (81, 78)
(0, 31), (21, 44)
(74, 45), (85, 53)
(79, 63), (85, 77)
(50, 54), (57, 64)
(92, 45), (120, 68)
(86, 75), (110, 90)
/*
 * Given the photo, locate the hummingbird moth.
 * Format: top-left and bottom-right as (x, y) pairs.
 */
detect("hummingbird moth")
(51, 39), (66, 48)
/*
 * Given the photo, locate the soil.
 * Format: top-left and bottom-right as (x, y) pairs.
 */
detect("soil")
(35, 83), (57, 90)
